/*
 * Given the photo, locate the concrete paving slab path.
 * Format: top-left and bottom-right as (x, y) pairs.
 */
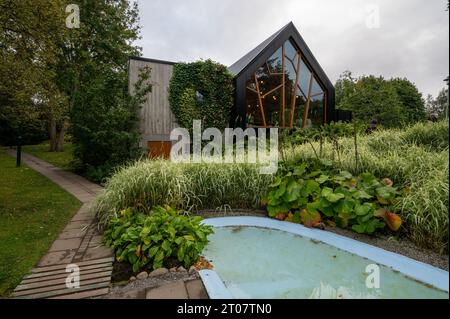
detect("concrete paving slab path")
(7, 150), (113, 299)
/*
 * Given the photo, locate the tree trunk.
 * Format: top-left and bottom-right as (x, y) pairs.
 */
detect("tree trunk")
(49, 117), (66, 152)
(55, 121), (66, 152)
(49, 116), (57, 152)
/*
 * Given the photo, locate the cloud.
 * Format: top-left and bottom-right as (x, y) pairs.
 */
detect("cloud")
(135, 0), (449, 97)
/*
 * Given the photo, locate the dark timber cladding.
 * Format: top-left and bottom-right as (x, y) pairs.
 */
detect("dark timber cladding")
(228, 22), (338, 129)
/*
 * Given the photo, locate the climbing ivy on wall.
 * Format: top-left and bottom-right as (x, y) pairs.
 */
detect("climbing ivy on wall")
(169, 60), (234, 131)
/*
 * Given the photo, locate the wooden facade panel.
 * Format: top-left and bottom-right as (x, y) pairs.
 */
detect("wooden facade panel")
(128, 58), (178, 149)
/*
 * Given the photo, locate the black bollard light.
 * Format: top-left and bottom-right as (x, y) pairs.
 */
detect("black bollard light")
(16, 135), (22, 167)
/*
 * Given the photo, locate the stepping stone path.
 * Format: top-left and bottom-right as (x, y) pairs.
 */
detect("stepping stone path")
(8, 151), (114, 299)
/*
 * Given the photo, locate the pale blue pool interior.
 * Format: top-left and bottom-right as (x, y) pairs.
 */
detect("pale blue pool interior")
(201, 217), (449, 299)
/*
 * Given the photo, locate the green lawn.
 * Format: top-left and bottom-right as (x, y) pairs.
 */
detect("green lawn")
(22, 141), (74, 170)
(0, 149), (81, 297)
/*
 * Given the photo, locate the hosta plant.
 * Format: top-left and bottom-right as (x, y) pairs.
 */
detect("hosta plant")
(103, 205), (214, 273)
(263, 162), (403, 234)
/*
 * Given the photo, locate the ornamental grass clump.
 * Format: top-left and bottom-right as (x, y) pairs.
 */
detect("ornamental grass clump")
(283, 121), (449, 253)
(93, 160), (273, 229)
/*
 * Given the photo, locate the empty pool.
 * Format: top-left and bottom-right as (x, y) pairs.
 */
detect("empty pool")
(200, 217), (449, 299)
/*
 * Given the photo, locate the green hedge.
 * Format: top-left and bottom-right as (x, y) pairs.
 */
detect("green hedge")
(169, 60), (234, 131)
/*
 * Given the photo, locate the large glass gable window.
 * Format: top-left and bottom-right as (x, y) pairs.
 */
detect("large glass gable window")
(245, 39), (326, 128)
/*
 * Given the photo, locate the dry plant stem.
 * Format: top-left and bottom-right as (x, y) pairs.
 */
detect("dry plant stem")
(319, 131), (323, 158)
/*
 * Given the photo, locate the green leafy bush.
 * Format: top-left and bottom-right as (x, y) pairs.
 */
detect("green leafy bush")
(103, 205), (214, 273)
(93, 160), (273, 228)
(169, 59), (234, 131)
(264, 162), (403, 234)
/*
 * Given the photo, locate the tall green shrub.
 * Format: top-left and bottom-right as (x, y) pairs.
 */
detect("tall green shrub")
(58, 0), (146, 182)
(71, 67), (151, 182)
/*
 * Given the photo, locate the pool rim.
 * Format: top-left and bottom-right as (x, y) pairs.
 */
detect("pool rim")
(199, 216), (449, 298)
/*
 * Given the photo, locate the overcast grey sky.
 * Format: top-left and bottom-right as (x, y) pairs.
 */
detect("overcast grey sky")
(135, 0), (449, 98)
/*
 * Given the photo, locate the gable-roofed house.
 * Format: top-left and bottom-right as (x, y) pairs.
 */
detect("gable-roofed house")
(128, 22), (350, 157)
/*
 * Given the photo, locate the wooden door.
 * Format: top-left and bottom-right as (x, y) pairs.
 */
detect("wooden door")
(148, 141), (172, 159)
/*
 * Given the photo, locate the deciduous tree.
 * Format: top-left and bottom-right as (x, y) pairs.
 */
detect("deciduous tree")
(336, 74), (405, 127)
(389, 78), (426, 123)
(0, 0), (66, 147)
(59, 0), (150, 181)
